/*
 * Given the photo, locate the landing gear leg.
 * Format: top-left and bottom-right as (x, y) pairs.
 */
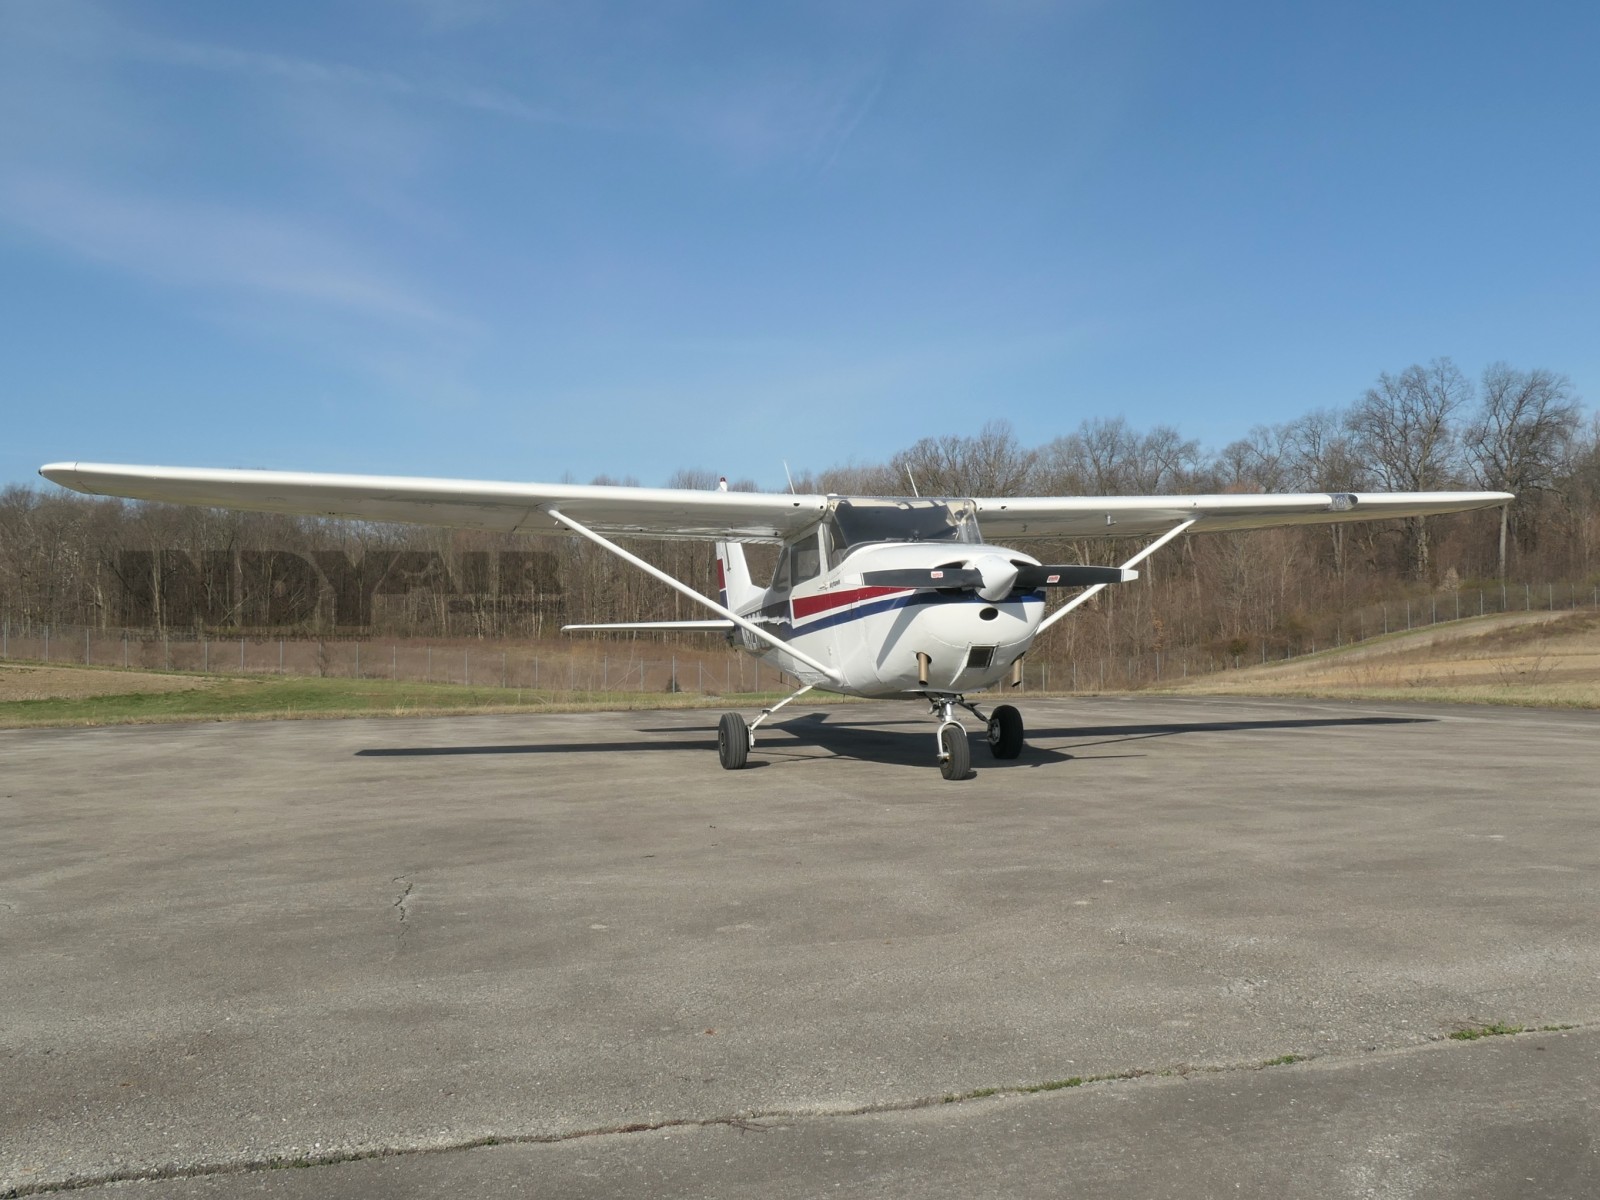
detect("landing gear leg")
(928, 695), (972, 781)
(716, 682), (815, 770)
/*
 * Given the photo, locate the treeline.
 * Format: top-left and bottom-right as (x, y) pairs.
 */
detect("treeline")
(3, 358), (1597, 669)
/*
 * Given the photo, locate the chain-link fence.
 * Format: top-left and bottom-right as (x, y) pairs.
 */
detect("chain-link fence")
(3, 579), (1597, 695)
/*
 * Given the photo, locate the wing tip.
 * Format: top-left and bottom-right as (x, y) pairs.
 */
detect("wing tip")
(38, 462), (82, 488)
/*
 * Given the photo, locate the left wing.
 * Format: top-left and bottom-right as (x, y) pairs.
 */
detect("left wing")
(972, 491), (1512, 540)
(38, 463), (828, 543)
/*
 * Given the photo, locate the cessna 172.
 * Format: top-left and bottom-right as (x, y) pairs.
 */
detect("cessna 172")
(40, 461), (1509, 780)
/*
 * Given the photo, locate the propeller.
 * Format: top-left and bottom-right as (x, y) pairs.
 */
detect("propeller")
(1012, 564), (1137, 588)
(861, 561), (1137, 600)
(860, 567), (984, 590)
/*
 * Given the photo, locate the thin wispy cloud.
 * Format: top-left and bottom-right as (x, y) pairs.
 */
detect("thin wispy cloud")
(128, 35), (598, 131)
(0, 172), (467, 333)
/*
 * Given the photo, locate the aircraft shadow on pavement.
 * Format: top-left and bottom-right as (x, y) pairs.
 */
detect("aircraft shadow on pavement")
(354, 713), (1427, 769)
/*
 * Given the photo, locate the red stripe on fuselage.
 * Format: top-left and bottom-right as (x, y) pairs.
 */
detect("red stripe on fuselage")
(790, 586), (910, 619)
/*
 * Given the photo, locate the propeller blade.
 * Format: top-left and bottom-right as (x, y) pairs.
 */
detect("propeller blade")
(1012, 564), (1138, 588)
(861, 568), (984, 590)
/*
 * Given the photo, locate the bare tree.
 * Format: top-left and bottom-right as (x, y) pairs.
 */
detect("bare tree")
(1040, 417), (1202, 495)
(1463, 363), (1581, 576)
(1346, 358), (1471, 577)
(890, 420), (1039, 497)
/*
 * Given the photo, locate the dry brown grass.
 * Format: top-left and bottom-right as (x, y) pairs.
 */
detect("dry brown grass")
(1156, 610), (1600, 708)
(0, 664), (221, 702)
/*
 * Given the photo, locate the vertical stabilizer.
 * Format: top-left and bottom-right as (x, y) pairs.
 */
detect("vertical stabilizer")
(714, 541), (760, 613)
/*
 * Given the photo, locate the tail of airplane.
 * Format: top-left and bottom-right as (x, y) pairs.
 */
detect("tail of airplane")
(714, 540), (760, 613)
(712, 477), (762, 615)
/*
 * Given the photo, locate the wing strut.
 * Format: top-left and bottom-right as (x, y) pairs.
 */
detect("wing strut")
(1036, 519), (1198, 634)
(545, 508), (844, 684)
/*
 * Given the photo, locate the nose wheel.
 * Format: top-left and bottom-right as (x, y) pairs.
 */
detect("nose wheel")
(938, 721), (971, 780)
(926, 694), (1025, 778)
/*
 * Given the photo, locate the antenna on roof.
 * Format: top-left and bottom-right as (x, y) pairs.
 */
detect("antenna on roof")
(904, 466), (921, 497)
(782, 461), (796, 495)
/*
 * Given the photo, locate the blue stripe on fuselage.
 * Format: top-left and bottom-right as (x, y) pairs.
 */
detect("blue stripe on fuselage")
(782, 589), (1046, 638)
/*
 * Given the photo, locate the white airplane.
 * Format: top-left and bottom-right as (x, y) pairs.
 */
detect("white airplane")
(40, 461), (1510, 780)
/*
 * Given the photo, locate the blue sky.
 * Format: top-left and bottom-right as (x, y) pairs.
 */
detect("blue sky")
(4, 0), (1597, 492)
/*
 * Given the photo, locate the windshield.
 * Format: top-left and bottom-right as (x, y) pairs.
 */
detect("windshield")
(826, 498), (982, 549)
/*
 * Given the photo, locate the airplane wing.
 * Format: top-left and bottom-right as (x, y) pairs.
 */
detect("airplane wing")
(971, 491), (1512, 540)
(39, 463), (1510, 544)
(37, 462), (830, 543)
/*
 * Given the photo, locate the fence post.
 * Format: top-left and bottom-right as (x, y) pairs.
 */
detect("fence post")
(44, 626), (50, 662)
(464, 649), (469, 686)
(427, 647), (432, 680)
(123, 631), (129, 668)
(1525, 583), (1531, 611)
(392, 645), (397, 679)
(355, 642), (361, 677)
(502, 652), (507, 688)
(2, 618), (6, 659)
(202, 637), (208, 672)
(239, 638), (245, 671)
(672, 655), (678, 693)
(85, 626), (91, 666)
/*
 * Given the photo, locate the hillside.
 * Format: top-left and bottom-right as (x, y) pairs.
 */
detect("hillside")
(1156, 609), (1600, 708)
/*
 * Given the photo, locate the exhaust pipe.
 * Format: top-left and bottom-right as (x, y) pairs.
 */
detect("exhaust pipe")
(916, 651), (931, 687)
(1009, 655), (1024, 689)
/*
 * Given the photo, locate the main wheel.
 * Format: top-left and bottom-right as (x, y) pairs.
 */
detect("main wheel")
(939, 723), (971, 781)
(986, 704), (1024, 759)
(717, 711), (750, 770)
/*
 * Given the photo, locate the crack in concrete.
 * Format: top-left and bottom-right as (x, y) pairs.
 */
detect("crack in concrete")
(3, 1024), (1588, 1197)
(392, 876), (413, 935)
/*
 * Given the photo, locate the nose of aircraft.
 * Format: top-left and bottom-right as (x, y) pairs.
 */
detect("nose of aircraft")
(970, 553), (1020, 602)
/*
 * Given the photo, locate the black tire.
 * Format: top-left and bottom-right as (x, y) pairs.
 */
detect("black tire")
(718, 711), (750, 770)
(986, 704), (1024, 759)
(939, 723), (971, 781)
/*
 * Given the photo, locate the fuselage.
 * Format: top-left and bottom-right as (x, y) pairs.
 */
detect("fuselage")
(734, 539), (1046, 697)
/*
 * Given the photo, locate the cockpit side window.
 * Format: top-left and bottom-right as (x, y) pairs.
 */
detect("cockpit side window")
(824, 518), (850, 570)
(792, 533), (821, 584)
(772, 531), (823, 593)
(770, 546), (792, 593)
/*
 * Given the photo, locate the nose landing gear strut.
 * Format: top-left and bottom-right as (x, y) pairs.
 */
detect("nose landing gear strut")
(926, 694), (1026, 780)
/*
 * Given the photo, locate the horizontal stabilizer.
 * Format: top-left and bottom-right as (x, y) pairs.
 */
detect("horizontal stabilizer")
(562, 619), (736, 632)
(860, 568), (985, 590)
(1013, 564), (1138, 588)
